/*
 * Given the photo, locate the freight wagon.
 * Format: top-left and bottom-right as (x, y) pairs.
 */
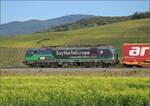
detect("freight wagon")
(23, 45), (119, 67)
(123, 43), (150, 67)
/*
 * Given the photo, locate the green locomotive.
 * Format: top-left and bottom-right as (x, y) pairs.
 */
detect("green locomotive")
(23, 45), (119, 67)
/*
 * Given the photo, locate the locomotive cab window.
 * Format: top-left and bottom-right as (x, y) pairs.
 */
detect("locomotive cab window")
(33, 51), (37, 54)
(25, 50), (37, 56)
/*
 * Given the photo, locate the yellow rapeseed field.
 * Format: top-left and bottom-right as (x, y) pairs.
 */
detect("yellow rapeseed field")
(0, 76), (149, 106)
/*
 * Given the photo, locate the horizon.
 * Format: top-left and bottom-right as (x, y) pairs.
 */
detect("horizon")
(1, 1), (149, 24)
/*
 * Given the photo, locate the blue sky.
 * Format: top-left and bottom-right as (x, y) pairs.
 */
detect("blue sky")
(1, 0), (149, 24)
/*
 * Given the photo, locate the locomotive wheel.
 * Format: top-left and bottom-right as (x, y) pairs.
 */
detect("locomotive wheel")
(97, 62), (104, 68)
(49, 63), (58, 68)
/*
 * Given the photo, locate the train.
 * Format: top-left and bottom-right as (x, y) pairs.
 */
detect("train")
(23, 43), (150, 68)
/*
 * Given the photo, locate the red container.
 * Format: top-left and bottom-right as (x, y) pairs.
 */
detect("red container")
(123, 43), (150, 67)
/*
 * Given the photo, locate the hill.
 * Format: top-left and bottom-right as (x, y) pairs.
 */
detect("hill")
(0, 11), (149, 37)
(0, 18), (149, 48)
(0, 19), (149, 67)
(35, 11), (150, 33)
(0, 14), (94, 36)
(35, 16), (129, 33)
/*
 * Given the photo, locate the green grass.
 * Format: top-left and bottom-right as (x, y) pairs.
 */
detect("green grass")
(0, 47), (27, 67)
(0, 76), (149, 106)
(0, 19), (149, 66)
(0, 19), (149, 54)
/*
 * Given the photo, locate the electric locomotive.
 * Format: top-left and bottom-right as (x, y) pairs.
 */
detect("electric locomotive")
(23, 45), (119, 67)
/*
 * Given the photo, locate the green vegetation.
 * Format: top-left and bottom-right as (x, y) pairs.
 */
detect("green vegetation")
(0, 47), (26, 67)
(131, 11), (150, 20)
(0, 76), (149, 106)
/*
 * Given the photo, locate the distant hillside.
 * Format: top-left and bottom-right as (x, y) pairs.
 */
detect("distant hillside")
(35, 11), (150, 33)
(38, 16), (129, 33)
(0, 14), (94, 36)
(0, 11), (149, 36)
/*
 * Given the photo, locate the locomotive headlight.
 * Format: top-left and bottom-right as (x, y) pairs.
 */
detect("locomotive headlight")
(112, 56), (115, 60)
(40, 57), (45, 60)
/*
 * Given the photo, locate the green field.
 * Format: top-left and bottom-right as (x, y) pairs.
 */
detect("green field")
(0, 75), (149, 106)
(0, 19), (149, 67)
(0, 47), (26, 67)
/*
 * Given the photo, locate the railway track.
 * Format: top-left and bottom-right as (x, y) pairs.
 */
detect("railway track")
(0, 68), (149, 72)
(0, 68), (149, 77)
